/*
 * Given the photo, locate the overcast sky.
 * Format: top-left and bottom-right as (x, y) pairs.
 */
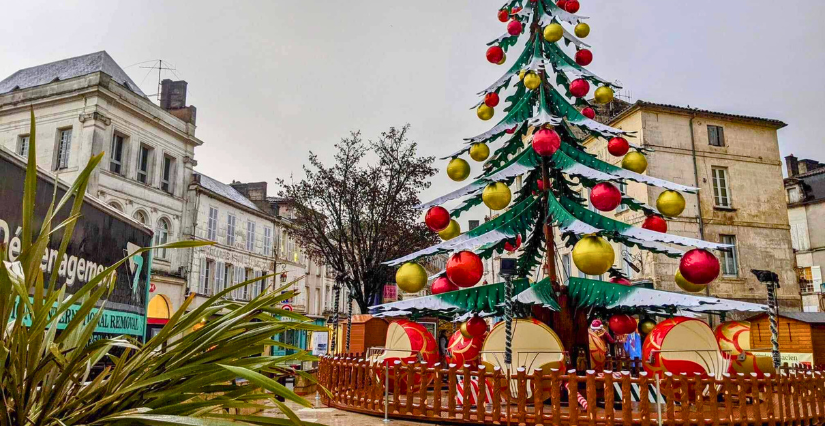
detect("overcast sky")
(2, 0), (823, 224)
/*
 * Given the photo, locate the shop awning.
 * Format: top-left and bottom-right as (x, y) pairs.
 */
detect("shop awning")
(371, 278), (559, 319)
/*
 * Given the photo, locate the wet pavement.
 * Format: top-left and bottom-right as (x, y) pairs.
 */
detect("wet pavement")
(264, 395), (432, 426)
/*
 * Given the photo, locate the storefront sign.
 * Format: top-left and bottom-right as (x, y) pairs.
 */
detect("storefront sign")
(311, 331), (329, 356)
(752, 352), (814, 367)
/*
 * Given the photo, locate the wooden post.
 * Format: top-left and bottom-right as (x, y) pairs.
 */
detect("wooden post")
(517, 368), (528, 424)
(392, 361), (401, 414)
(664, 373), (675, 426)
(405, 361), (415, 415)
(433, 363), (443, 420)
(418, 364), (429, 416)
(550, 369), (562, 426)
(569, 371), (580, 426)
(586, 371), (597, 426)
(815, 371), (825, 424)
(604, 371), (615, 426)
(462, 364), (472, 421)
(639, 372), (651, 426)
(533, 368), (545, 425)
(750, 373), (762, 423)
(679, 374), (690, 426)
(790, 371), (800, 422)
(722, 374), (733, 426)
(708, 375), (719, 426)
(764, 374), (776, 426)
(447, 364), (457, 420)
(492, 367), (503, 424)
(735, 373), (747, 426)
(621, 371), (632, 426)
(693, 374), (704, 423)
(804, 371), (813, 423)
(776, 371), (787, 423)
(478, 365), (488, 423)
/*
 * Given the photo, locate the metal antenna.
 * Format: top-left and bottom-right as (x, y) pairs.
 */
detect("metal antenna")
(139, 59), (177, 101)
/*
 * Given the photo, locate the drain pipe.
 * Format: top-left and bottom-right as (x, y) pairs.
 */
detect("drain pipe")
(689, 112), (714, 325)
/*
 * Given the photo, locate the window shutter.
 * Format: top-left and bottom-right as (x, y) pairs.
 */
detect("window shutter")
(198, 258), (206, 295)
(717, 126), (725, 146)
(813, 266), (822, 293)
(235, 267), (244, 299)
(216, 261), (225, 293)
(707, 126), (717, 146)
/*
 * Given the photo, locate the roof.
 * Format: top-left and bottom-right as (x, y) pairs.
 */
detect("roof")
(773, 312), (825, 325)
(611, 100), (787, 129)
(786, 167), (825, 205)
(0, 51), (146, 97)
(195, 173), (263, 213)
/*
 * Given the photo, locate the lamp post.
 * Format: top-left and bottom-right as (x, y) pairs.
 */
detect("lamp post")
(331, 279), (341, 355)
(752, 269), (781, 369)
(499, 258), (518, 366)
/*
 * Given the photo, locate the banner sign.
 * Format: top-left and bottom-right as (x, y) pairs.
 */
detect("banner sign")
(311, 331), (329, 356)
(752, 352), (814, 367)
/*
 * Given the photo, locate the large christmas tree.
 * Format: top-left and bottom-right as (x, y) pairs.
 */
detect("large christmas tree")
(386, 0), (730, 349)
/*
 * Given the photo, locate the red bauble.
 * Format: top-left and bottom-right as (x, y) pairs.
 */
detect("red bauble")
(532, 128), (561, 157)
(504, 235), (522, 252)
(609, 314), (637, 335)
(431, 276), (459, 295)
(465, 316), (488, 337)
(446, 251), (484, 288)
(486, 46), (504, 64)
(582, 107), (596, 119)
(505, 126), (518, 134)
(425, 206), (451, 232)
(556, 0), (567, 9)
(484, 92), (500, 107)
(610, 277), (632, 286)
(590, 182), (622, 211)
(565, 0), (580, 13)
(679, 249), (720, 285)
(497, 9), (509, 22)
(607, 137), (630, 156)
(537, 179), (546, 192)
(507, 20), (523, 36)
(575, 49), (593, 66)
(642, 215), (668, 233)
(569, 78), (590, 98)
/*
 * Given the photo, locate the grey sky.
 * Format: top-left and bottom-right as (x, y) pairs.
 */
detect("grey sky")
(2, 1), (823, 222)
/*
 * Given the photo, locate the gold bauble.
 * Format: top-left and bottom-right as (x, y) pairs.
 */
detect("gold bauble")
(621, 151), (647, 174)
(396, 263), (428, 293)
(543, 23), (564, 42)
(657, 190), (686, 217)
(519, 70), (527, 81)
(482, 182), (512, 211)
(460, 322), (472, 339)
(594, 86), (614, 104)
(477, 104), (494, 121)
(574, 23), (590, 38)
(524, 72), (541, 90)
(497, 53), (507, 65)
(447, 158), (471, 181)
(572, 235), (615, 276)
(638, 318), (656, 335)
(675, 269), (706, 293)
(469, 143), (490, 162)
(438, 219), (461, 241)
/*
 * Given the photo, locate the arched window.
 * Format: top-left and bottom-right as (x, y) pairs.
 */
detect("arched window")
(155, 218), (171, 259)
(108, 201), (123, 212)
(133, 210), (148, 226)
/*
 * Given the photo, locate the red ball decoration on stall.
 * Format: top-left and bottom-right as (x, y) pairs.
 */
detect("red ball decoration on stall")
(556, 0), (567, 9)
(497, 9), (509, 22)
(465, 316), (488, 338)
(582, 107), (596, 119)
(532, 128), (561, 157)
(569, 78), (590, 98)
(575, 49), (593, 66)
(590, 182), (623, 211)
(431, 276), (459, 295)
(446, 251), (484, 288)
(565, 0), (580, 13)
(486, 46), (504, 64)
(507, 19), (523, 36)
(504, 235), (522, 252)
(679, 249), (720, 285)
(484, 92), (500, 108)
(608, 137), (630, 156)
(609, 314), (638, 335)
(642, 215), (668, 233)
(425, 206), (451, 232)
(537, 179), (546, 192)
(610, 277), (632, 286)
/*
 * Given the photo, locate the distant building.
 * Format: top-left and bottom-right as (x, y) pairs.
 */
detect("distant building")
(785, 155), (825, 311)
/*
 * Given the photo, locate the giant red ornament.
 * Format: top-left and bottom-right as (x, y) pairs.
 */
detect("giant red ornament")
(425, 206), (451, 232)
(486, 46), (504, 64)
(679, 249), (720, 285)
(446, 251), (484, 288)
(643, 317), (723, 378)
(446, 329), (485, 367)
(575, 49), (593, 66)
(569, 78), (590, 98)
(465, 316), (488, 338)
(609, 314), (637, 335)
(484, 92), (500, 107)
(374, 320), (439, 391)
(607, 137), (630, 156)
(431, 276), (458, 295)
(504, 234), (522, 252)
(565, 0), (580, 13)
(642, 215), (667, 233)
(536, 179), (546, 192)
(610, 277), (632, 286)
(556, 0), (567, 9)
(590, 182), (622, 211)
(532, 128), (561, 157)
(507, 20), (523, 36)
(582, 107), (596, 119)
(497, 9), (509, 22)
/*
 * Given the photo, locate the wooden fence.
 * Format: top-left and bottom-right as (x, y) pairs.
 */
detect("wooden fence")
(318, 354), (825, 426)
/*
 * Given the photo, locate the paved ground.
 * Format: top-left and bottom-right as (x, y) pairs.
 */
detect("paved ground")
(265, 396), (432, 426)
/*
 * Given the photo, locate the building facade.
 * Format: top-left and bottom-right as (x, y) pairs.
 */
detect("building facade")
(785, 155), (825, 311)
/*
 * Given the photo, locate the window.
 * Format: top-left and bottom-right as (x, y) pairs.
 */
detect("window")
(224, 264), (234, 298)
(720, 235), (738, 277)
(787, 187), (802, 204)
(226, 214), (236, 246)
(110, 134), (125, 174)
(562, 254), (571, 279)
(616, 182), (628, 213)
(708, 125), (725, 147)
(161, 155), (174, 193)
(263, 227), (273, 256)
(234, 266), (245, 299)
(199, 259), (213, 295)
(798, 267), (814, 294)
(154, 218), (170, 259)
(207, 207), (218, 241)
(108, 202), (123, 212)
(18, 135), (29, 157)
(137, 145), (152, 184)
(246, 220), (256, 252)
(133, 210), (148, 226)
(243, 269), (254, 300)
(56, 129), (72, 170)
(712, 167), (731, 207)
(215, 261), (226, 294)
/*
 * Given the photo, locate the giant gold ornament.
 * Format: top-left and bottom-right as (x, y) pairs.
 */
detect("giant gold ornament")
(621, 151), (647, 173)
(524, 72), (541, 90)
(594, 85), (614, 104)
(395, 263), (428, 293)
(477, 104), (494, 121)
(543, 23), (563, 42)
(638, 318), (657, 335)
(572, 235), (615, 276)
(447, 158), (470, 181)
(657, 190), (686, 217)
(470, 143), (490, 162)
(574, 22), (590, 38)
(675, 269), (706, 293)
(438, 219), (461, 240)
(482, 182), (512, 211)
(519, 69), (527, 81)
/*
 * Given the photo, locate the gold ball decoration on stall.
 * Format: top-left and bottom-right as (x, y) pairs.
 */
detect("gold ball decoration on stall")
(638, 318), (657, 335)
(477, 104), (495, 121)
(519, 70), (527, 81)
(438, 219), (461, 241)
(621, 151), (647, 173)
(656, 190), (686, 217)
(447, 158), (471, 181)
(469, 143), (490, 162)
(482, 182), (512, 211)
(593, 86), (614, 104)
(675, 269), (707, 293)
(395, 263), (428, 293)
(572, 235), (615, 276)
(496, 53), (507, 65)
(543, 23), (564, 42)
(574, 22), (590, 38)
(524, 72), (541, 90)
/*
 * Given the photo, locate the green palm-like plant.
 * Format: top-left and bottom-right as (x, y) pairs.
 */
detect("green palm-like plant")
(0, 110), (324, 426)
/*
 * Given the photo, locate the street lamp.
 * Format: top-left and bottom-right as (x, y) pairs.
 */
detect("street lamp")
(499, 258), (517, 366)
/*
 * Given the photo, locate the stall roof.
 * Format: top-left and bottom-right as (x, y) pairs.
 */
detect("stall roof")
(748, 312), (825, 325)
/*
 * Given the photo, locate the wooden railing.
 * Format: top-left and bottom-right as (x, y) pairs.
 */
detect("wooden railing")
(318, 354), (825, 426)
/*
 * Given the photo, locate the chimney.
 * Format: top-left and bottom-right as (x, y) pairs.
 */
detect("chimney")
(160, 79), (197, 125)
(230, 181), (268, 201)
(786, 155), (799, 177)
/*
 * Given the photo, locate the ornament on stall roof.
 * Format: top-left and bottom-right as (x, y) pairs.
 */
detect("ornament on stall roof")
(518, 70), (527, 81)
(594, 86), (615, 104)
(482, 182), (512, 211)
(477, 103), (494, 121)
(425, 206), (451, 232)
(438, 219), (461, 241)
(523, 72), (541, 90)
(565, 0), (580, 13)
(621, 151), (647, 173)
(532, 128), (561, 157)
(675, 269), (706, 293)
(431, 276), (458, 295)
(610, 277), (632, 286)
(536, 179), (546, 192)
(504, 234), (522, 252)
(446, 251), (484, 288)
(447, 158), (471, 181)
(569, 78), (589, 98)
(484, 92), (500, 107)
(638, 318), (656, 335)
(497, 9), (509, 22)
(607, 137), (630, 156)
(679, 249), (720, 285)
(575, 49), (593, 66)
(590, 182), (622, 211)
(572, 235), (615, 276)
(507, 19), (523, 36)
(556, 0), (567, 9)
(461, 316), (487, 338)
(469, 143), (490, 162)
(486, 46), (504, 64)
(446, 329), (485, 367)
(641, 215), (668, 233)
(657, 190), (685, 217)
(581, 107), (596, 119)
(395, 263), (428, 293)
(543, 23), (564, 43)
(609, 314), (638, 335)
(575, 23), (590, 38)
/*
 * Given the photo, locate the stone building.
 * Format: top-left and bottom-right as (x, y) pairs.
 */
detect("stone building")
(785, 155), (825, 311)
(0, 51), (201, 327)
